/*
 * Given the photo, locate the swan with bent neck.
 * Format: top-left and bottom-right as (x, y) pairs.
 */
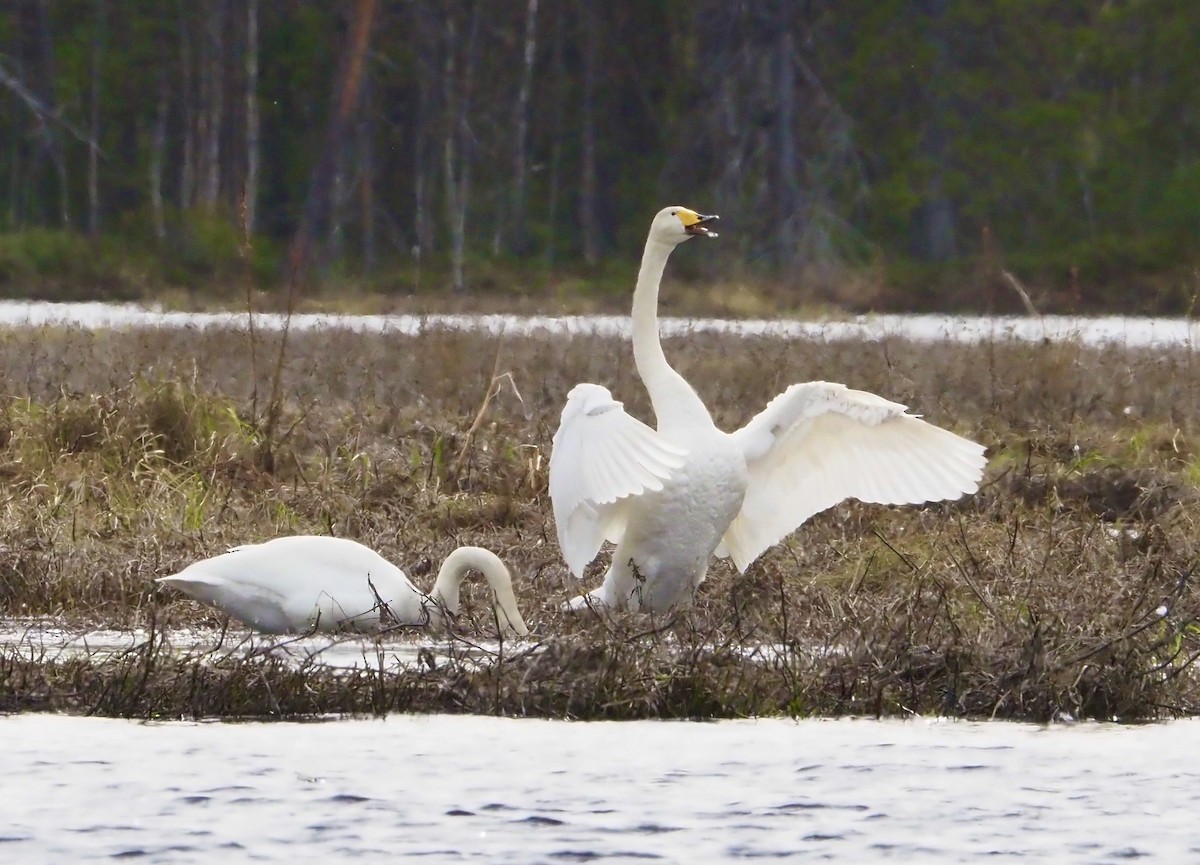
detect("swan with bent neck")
(550, 206), (988, 613)
(157, 536), (529, 635)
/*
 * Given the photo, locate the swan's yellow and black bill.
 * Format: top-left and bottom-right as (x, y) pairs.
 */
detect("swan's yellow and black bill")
(678, 208), (719, 238)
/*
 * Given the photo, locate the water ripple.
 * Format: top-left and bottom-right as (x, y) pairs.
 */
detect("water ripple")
(326, 793), (371, 804)
(3, 715), (1198, 864)
(517, 815), (566, 827)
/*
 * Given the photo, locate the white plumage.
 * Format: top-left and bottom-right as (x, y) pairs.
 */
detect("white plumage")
(157, 536), (529, 636)
(549, 206), (987, 613)
(549, 383), (687, 577)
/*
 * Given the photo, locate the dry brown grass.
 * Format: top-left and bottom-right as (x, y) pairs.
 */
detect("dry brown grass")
(2, 319), (1200, 721)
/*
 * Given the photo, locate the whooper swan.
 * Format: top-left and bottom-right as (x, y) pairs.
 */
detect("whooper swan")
(549, 206), (987, 613)
(157, 536), (529, 635)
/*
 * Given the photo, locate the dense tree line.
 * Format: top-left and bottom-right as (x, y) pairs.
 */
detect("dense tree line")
(0, 1), (1197, 309)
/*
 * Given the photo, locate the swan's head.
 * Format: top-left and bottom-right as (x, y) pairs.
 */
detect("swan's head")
(651, 206), (719, 245)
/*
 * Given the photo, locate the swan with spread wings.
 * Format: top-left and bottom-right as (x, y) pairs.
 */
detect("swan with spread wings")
(549, 206), (987, 613)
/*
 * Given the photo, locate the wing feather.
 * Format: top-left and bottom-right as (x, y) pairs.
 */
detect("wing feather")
(722, 381), (987, 572)
(549, 383), (687, 577)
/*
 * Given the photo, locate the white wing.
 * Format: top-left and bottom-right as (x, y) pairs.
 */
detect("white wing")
(721, 381), (987, 572)
(549, 383), (687, 577)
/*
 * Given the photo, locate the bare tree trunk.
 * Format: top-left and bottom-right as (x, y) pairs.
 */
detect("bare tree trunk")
(178, 0), (195, 209)
(150, 79), (168, 239)
(444, 1), (483, 294)
(6, 95), (18, 227)
(242, 0), (259, 236)
(914, 0), (958, 262)
(87, 0), (104, 235)
(287, 0), (377, 285)
(442, 16), (461, 291)
(772, 13), (801, 267)
(328, 143), (346, 264)
(510, 0), (538, 255)
(412, 4), (437, 264)
(194, 4), (209, 209)
(358, 68), (376, 272)
(199, 0), (225, 212)
(1078, 163), (1096, 238)
(33, 0), (68, 226)
(578, 1), (600, 265)
(544, 2), (565, 265)
(711, 5), (747, 210)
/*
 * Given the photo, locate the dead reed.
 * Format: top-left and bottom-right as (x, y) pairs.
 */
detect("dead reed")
(1, 317), (1199, 721)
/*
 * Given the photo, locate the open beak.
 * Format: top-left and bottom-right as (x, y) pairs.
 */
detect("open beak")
(685, 213), (719, 238)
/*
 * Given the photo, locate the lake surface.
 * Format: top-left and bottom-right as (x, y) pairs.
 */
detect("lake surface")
(3, 714), (1195, 863)
(1, 299), (1198, 347)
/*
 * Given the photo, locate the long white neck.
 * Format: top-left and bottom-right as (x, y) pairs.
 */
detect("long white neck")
(430, 546), (529, 636)
(632, 238), (713, 429)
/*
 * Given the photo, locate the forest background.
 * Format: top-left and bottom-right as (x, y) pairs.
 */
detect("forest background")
(0, 0), (1197, 315)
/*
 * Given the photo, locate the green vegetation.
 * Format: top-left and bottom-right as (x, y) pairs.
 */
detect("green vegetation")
(1, 322), (1198, 721)
(0, 3), (1196, 313)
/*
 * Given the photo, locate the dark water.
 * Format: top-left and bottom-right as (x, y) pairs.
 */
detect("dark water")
(3, 714), (1196, 863)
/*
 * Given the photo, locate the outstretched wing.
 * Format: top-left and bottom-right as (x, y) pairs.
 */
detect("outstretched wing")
(720, 381), (987, 572)
(549, 383), (686, 577)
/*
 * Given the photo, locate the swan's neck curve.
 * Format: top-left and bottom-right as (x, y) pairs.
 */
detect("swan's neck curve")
(633, 238), (713, 429)
(430, 546), (529, 636)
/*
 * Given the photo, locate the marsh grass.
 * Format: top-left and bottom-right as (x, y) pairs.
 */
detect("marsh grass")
(2, 321), (1200, 721)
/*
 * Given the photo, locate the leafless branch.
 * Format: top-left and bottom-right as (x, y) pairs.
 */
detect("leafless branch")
(0, 59), (105, 154)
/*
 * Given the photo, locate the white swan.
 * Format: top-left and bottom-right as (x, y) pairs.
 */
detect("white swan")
(549, 206), (988, 613)
(157, 536), (529, 636)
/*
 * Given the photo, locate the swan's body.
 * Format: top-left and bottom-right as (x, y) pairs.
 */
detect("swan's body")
(550, 206), (988, 613)
(157, 536), (529, 636)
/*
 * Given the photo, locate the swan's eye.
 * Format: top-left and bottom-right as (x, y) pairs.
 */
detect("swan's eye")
(670, 210), (677, 216)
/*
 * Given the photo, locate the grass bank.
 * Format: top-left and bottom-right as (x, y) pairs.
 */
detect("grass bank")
(1, 320), (1199, 721)
(2, 226), (1197, 318)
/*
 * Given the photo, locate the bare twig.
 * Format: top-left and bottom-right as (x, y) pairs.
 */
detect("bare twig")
(452, 340), (524, 479)
(1001, 269), (1040, 316)
(0, 60), (105, 153)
